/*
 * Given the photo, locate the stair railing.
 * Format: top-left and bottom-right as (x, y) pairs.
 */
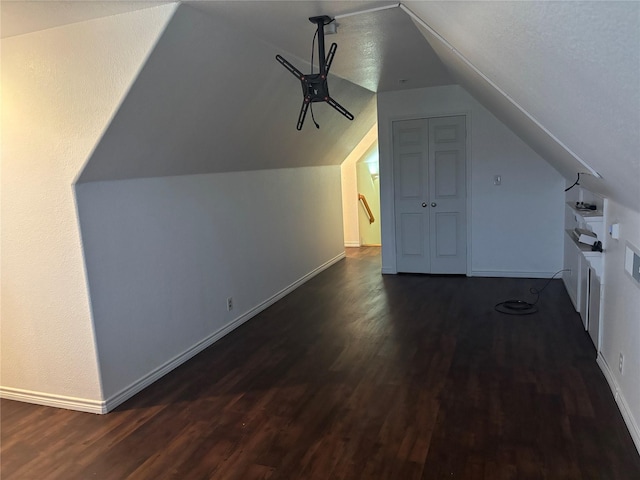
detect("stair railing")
(358, 194), (375, 224)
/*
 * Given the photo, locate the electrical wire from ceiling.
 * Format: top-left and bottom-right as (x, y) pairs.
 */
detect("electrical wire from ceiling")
(565, 173), (581, 192)
(310, 24), (320, 128)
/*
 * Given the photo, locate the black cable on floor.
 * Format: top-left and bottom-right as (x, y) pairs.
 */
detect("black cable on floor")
(494, 269), (570, 315)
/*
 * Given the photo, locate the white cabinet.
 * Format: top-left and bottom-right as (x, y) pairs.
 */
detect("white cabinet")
(563, 229), (601, 325)
(588, 268), (601, 349)
(562, 192), (605, 348)
(563, 231), (580, 310)
(579, 254), (590, 328)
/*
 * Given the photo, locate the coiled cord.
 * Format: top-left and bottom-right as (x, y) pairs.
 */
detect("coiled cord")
(494, 269), (570, 315)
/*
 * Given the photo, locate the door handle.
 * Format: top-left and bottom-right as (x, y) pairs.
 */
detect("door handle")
(431, 202), (437, 207)
(422, 202), (427, 208)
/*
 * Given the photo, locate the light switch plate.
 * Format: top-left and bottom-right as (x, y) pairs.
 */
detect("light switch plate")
(609, 223), (620, 240)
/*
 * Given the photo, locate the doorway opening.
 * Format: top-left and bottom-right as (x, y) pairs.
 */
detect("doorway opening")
(356, 145), (381, 246)
(341, 124), (381, 248)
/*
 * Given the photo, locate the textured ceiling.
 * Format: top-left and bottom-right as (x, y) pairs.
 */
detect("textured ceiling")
(0, 1), (173, 38)
(186, 0), (452, 93)
(3, 1), (639, 211)
(77, 3), (378, 182)
(405, 0), (640, 212)
(1, 1), (453, 93)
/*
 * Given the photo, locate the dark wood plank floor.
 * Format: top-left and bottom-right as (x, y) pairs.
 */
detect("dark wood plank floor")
(2, 247), (639, 479)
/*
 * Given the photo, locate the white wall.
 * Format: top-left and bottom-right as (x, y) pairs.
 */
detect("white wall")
(599, 200), (640, 450)
(75, 166), (344, 406)
(378, 85), (564, 276)
(0, 5), (176, 411)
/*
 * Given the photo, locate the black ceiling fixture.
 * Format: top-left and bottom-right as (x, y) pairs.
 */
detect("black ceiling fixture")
(276, 15), (354, 131)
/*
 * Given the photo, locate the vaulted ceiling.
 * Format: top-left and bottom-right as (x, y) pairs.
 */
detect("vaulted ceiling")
(2, 1), (638, 212)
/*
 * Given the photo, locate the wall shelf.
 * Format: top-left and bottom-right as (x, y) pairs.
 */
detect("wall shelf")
(562, 189), (606, 353)
(566, 202), (604, 240)
(566, 202), (603, 218)
(565, 229), (602, 255)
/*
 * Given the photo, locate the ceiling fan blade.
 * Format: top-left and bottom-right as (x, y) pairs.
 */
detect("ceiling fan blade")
(325, 43), (337, 75)
(326, 96), (354, 121)
(297, 99), (310, 130)
(276, 55), (304, 80)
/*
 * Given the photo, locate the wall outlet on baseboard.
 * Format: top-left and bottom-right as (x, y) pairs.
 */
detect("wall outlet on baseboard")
(227, 297), (233, 311)
(619, 353), (624, 374)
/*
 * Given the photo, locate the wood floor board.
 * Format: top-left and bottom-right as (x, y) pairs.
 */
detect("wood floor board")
(2, 247), (639, 479)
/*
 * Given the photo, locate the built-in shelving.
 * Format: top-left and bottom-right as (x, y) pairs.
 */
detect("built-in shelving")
(566, 202), (604, 240)
(565, 201), (603, 279)
(565, 229), (602, 255)
(562, 189), (606, 352)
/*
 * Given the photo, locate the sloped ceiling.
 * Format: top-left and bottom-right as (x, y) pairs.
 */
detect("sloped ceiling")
(77, 3), (379, 182)
(404, 0), (640, 212)
(186, 0), (453, 93)
(0, 1), (173, 38)
(4, 1), (638, 211)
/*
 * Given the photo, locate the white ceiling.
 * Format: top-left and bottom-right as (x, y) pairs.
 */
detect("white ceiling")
(186, 0), (452, 92)
(1, 0), (453, 93)
(405, 0), (639, 211)
(3, 1), (639, 211)
(0, 1), (173, 38)
(77, 3), (380, 181)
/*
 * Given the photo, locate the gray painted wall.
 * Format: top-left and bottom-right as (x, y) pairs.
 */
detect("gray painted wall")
(76, 166), (344, 403)
(77, 4), (377, 183)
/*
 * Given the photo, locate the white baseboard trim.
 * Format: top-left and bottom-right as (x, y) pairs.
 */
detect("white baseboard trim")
(104, 251), (346, 413)
(383, 269), (560, 278)
(344, 241), (361, 247)
(597, 353), (640, 454)
(0, 386), (106, 414)
(471, 270), (559, 278)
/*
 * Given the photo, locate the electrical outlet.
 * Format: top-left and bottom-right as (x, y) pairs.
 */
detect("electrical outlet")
(227, 297), (233, 311)
(619, 353), (624, 374)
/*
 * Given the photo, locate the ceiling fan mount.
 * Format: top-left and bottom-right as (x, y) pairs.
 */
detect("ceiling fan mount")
(276, 15), (354, 130)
